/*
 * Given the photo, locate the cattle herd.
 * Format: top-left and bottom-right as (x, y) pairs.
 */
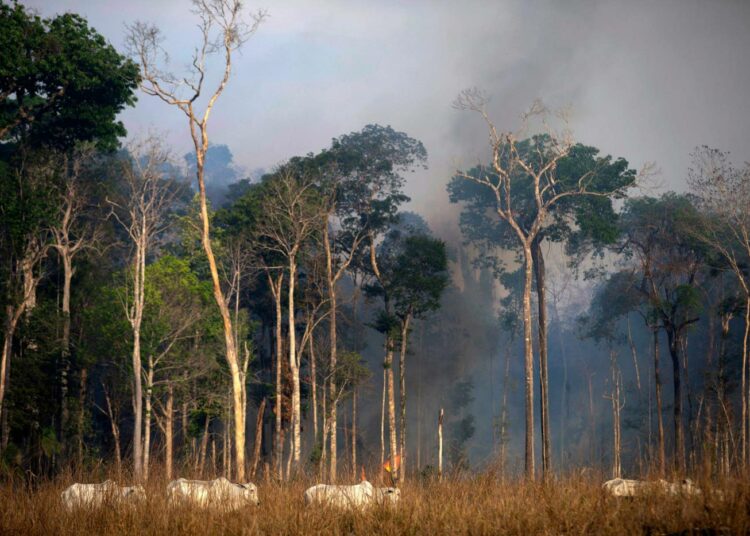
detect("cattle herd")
(60, 476), (706, 511)
(60, 477), (400, 511)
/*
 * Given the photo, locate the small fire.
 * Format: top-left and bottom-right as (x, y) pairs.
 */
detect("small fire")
(383, 454), (401, 473)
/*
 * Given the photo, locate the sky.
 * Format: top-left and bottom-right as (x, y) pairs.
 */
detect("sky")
(26, 0), (750, 233)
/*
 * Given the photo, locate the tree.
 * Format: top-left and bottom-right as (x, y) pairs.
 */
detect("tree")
(140, 255), (217, 481)
(48, 144), (104, 452)
(364, 224), (448, 480)
(254, 167), (322, 473)
(450, 92), (635, 477)
(617, 194), (707, 473)
(688, 147), (750, 468)
(0, 150), (55, 439)
(127, 0), (266, 481)
(285, 124), (426, 480)
(0, 2), (138, 149)
(108, 138), (182, 480)
(1, 3), (138, 449)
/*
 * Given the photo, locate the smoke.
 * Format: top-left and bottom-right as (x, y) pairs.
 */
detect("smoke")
(23, 0), (750, 473)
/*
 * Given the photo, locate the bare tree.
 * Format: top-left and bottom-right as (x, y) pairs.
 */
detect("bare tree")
(455, 93), (607, 477)
(256, 169), (322, 473)
(126, 0), (266, 481)
(109, 138), (179, 480)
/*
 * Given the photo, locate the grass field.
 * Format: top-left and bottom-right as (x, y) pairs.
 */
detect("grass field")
(0, 472), (746, 535)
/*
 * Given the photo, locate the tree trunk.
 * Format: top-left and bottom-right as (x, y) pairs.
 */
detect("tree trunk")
(272, 274), (283, 480)
(59, 256), (73, 448)
(521, 244), (535, 477)
(132, 325), (144, 480)
(610, 347), (622, 479)
(198, 416), (210, 477)
(398, 312), (411, 479)
(627, 316), (641, 391)
(532, 239), (550, 478)
(385, 337), (398, 482)
(103, 385), (122, 477)
(194, 151), (245, 481)
(653, 328), (666, 476)
(352, 389), (357, 480)
(324, 227), (339, 482)
(0, 306), (20, 430)
(328, 294), (338, 482)
(129, 237), (146, 481)
(143, 356), (154, 481)
(379, 375), (387, 477)
(438, 408), (444, 481)
(310, 334), (318, 443)
(321, 380), (328, 479)
(165, 383), (174, 481)
(251, 398), (266, 479)
(288, 256), (301, 469)
(667, 328), (685, 473)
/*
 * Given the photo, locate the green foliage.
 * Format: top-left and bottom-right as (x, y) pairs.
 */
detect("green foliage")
(0, 1), (139, 150)
(365, 224), (449, 322)
(447, 138), (636, 272)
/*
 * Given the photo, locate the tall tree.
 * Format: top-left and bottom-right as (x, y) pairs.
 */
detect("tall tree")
(0, 2), (138, 148)
(296, 124), (426, 480)
(364, 226), (448, 480)
(617, 194), (707, 473)
(450, 92), (635, 477)
(127, 0), (266, 481)
(254, 167), (322, 473)
(108, 139), (181, 480)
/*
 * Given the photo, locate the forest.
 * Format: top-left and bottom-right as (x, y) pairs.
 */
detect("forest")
(1, 0), (750, 534)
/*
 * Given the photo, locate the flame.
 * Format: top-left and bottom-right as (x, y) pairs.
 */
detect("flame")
(383, 454), (401, 473)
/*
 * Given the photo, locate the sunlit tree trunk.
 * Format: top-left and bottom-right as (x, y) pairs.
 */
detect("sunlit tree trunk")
(380, 368), (386, 470)
(269, 273), (284, 480)
(288, 254), (301, 469)
(521, 243), (535, 476)
(385, 337), (398, 482)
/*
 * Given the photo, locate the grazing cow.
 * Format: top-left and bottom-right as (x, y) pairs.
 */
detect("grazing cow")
(603, 478), (702, 497)
(61, 480), (146, 510)
(167, 477), (259, 510)
(303, 480), (400, 510)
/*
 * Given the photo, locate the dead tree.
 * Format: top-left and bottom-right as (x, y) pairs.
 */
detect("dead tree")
(126, 0), (267, 481)
(109, 138), (178, 480)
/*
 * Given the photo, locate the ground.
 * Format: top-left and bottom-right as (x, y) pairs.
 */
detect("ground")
(0, 472), (746, 535)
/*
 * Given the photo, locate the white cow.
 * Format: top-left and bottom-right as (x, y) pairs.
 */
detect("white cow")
(603, 478), (702, 497)
(61, 480), (146, 510)
(303, 480), (400, 510)
(167, 477), (259, 510)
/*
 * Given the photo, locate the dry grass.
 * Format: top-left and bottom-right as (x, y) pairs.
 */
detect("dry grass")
(0, 472), (747, 535)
